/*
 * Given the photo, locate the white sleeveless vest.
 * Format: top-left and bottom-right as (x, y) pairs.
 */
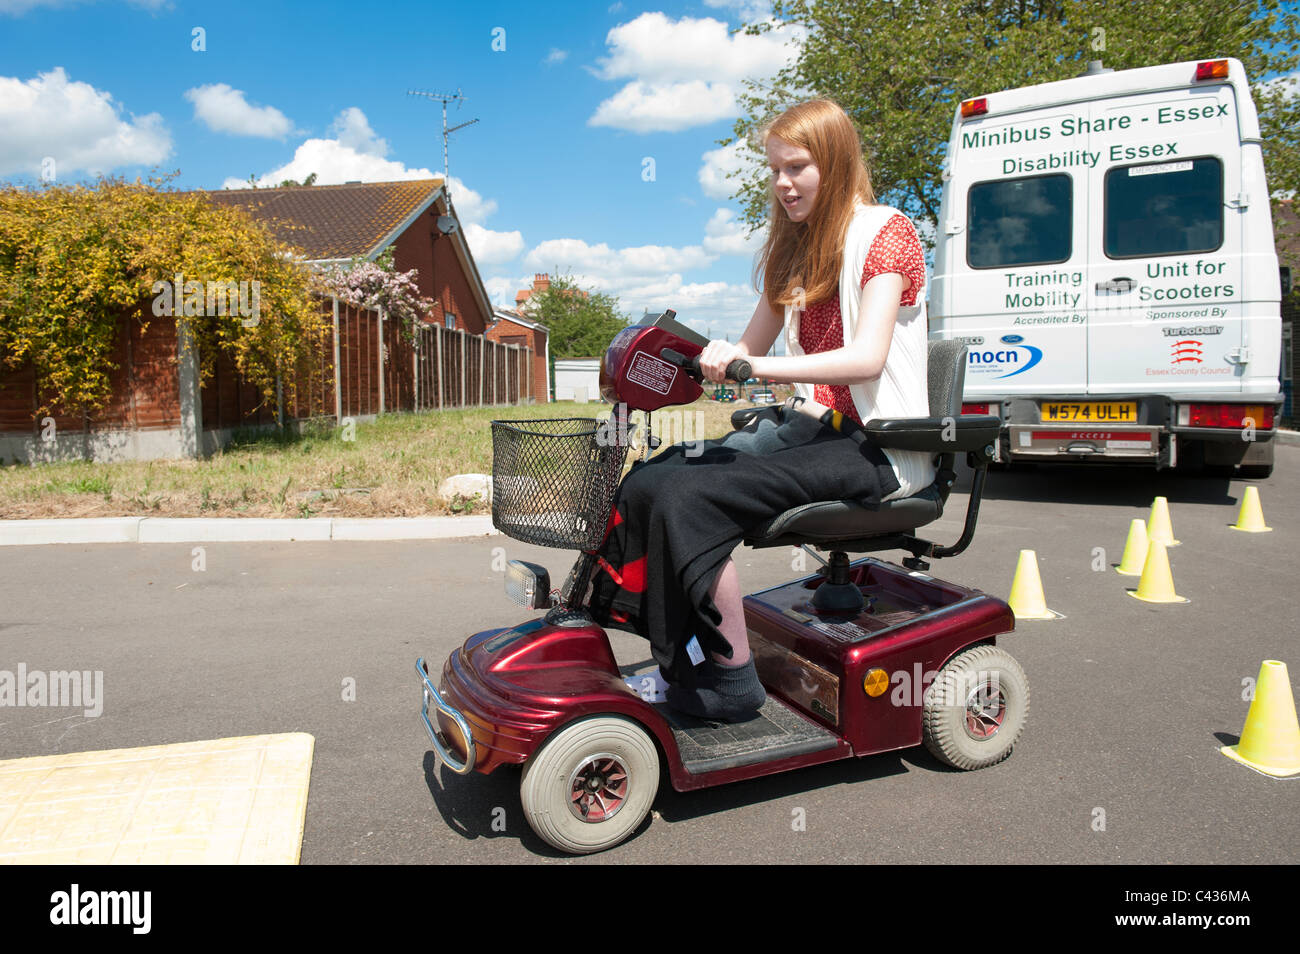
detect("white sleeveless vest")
(783, 203), (935, 501)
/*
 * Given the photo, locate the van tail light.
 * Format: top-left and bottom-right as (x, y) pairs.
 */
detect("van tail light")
(1195, 60), (1229, 81)
(962, 403), (990, 415)
(960, 97), (988, 118)
(1186, 404), (1273, 429)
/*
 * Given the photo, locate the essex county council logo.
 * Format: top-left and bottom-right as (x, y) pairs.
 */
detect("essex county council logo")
(1170, 339), (1203, 364)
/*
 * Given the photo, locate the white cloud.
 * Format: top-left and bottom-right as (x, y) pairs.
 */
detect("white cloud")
(524, 237), (715, 284)
(589, 80), (736, 133)
(442, 175), (495, 226)
(0, 67), (170, 177)
(222, 107), (435, 188)
(184, 83), (294, 138)
(507, 232), (765, 335)
(699, 139), (755, 201)
(1258, 69), (1299, 99)
(465, 223), (524, 264)
(484, 275), (525, 309)
(593, 12), (792, 84)
(620, 277), (760, 342)
(544, 48), (568, 65)
(0, 0), (165, 13)
(588, 12), (800, 132)
(330, 107), (385, 153)
(703, 207), (762, 256)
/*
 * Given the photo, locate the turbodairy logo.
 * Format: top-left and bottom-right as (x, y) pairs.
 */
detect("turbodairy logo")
(967, 345), (1043, 378)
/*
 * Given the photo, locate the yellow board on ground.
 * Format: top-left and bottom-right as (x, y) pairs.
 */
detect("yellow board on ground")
(0, 733), (314, 864)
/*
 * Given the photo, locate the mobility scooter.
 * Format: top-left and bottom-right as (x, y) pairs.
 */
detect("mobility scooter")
(417, 311), (1027, 854)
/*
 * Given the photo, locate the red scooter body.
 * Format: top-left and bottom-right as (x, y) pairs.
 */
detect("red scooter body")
(417, 314), (1023, 854)
(425, 558), (1014, 793)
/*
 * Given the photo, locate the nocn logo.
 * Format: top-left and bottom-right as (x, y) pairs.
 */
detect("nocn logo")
(966, 345), (1043, 379)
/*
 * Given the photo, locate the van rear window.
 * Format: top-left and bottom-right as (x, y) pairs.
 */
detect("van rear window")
(967, 174), (1072, 269)
(1104, 157), (1222, 258)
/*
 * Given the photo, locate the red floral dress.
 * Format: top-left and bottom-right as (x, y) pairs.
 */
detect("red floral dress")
(797, 213), (926, 424)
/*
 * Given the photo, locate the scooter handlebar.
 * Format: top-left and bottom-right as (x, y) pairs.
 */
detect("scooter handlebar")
(661, 347), (752, 384)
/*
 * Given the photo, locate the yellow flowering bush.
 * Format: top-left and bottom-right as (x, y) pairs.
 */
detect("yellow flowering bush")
(0, 175), (329, 419)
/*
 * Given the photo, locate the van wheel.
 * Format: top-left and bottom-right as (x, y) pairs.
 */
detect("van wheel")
(922, 645), (1029, 771)
(520, 716), (659, 854)
(1239, 464), (1273, 479)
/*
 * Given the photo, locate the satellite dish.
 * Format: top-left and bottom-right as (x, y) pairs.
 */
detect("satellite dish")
(436, 215), (460, 235)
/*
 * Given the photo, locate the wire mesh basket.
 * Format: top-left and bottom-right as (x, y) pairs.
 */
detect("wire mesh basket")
(490, 417), (630, 550)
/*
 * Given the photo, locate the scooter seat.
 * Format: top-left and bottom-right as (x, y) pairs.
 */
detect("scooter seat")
(743, 484), (943, 549)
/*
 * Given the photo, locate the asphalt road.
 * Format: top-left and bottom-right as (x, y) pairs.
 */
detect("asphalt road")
(2, 446), (1298, 865)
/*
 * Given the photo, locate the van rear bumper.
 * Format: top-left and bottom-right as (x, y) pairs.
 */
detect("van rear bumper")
(992, 394), (1281, 464)
(1008, 424), (1160, 460)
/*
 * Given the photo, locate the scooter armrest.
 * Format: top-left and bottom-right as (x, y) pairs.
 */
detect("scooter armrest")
(731, 406), (780, 431)
(863, 415), (1000, 452)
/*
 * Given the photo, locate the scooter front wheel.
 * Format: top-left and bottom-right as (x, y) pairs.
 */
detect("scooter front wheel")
(520, 715), (660, 854)
(922, 644), (1029, 770)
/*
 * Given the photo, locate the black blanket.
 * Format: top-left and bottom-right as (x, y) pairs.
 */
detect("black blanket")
(587, 407), (901, 684)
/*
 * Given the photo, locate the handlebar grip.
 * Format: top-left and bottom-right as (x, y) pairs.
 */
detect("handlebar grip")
(661, 348), (751, 383)
(726, 358), (752, 382)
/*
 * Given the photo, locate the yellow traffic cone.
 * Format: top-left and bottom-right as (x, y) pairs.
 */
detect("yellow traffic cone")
(1147, 496), (1180, 547)
(1127, 540), (1188, 603)
(1229, 485), (1271, 533)
(1115, 518), (1149, 576)
(1008, 549), (1063, 620)
(1221, 660), (1300, 777)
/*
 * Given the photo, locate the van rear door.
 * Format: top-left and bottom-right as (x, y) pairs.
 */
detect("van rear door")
(941, 106), (1089, 397)
(1084, 80), (1242, 395)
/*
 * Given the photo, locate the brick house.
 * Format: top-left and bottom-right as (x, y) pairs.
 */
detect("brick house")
(208, 178), (493, 334)
(486, 309), (550, 403)
(0, 179), (528, 463)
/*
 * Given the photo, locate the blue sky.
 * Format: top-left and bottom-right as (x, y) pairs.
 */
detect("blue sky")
(0, 0), (798, 340)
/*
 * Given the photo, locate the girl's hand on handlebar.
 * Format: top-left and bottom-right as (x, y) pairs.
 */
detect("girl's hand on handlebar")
(699, 340), (750, 383)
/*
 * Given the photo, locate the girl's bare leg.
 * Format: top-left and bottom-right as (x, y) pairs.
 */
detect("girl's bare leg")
(707, 556), (751, 664)
(666, 554), (765, 719)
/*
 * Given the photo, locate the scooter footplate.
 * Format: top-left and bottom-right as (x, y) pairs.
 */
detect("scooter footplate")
(658, 697), (839, 775)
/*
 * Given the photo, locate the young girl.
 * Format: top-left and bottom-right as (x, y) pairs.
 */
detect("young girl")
(588, 99), (933, 721)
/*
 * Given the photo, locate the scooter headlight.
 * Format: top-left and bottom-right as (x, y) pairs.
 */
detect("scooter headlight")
(505, 560), (552, 609)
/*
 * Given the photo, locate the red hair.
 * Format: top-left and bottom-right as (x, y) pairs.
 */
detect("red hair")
(753, 99), (875, 308)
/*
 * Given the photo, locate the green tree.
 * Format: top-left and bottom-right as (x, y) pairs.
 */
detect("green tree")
(728, 0), (1300, 243)
(523, 273), (630, 358)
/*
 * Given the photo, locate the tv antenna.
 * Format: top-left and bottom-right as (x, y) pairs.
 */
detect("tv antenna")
(406, 88), (479, 201)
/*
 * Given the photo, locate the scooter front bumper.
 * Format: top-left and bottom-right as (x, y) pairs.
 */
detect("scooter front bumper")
(416, 658), (477, 775)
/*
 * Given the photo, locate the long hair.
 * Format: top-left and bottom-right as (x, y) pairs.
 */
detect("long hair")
(753, 99), (875, 309)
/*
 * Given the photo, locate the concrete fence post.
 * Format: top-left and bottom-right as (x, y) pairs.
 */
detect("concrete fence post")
(332, 296), (342, 421)
(377, 305), (386, 415)
(176, 317), (203, 458)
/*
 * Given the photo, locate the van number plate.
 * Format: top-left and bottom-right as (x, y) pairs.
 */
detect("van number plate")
(1041, 402), (1137, 422)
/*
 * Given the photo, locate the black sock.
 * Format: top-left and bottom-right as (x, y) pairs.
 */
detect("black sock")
(666, 657), (766, 721)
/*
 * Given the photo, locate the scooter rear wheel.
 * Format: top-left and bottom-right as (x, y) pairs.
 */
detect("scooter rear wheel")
(922, 645), (1029, 770)
(520, 715), (660, 854)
